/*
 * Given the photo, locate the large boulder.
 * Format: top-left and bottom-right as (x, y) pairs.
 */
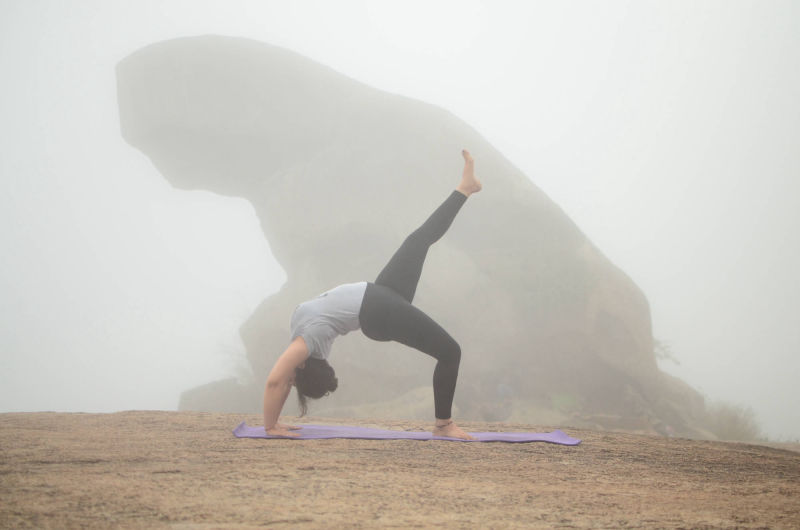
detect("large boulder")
(117, 35), (707, 436)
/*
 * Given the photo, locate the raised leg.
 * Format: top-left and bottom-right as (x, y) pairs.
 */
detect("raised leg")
(374, 150), (480, 302)
(374, 190), (465, 301)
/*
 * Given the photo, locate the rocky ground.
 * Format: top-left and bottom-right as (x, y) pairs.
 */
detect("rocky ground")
(1, 411), (798, 528)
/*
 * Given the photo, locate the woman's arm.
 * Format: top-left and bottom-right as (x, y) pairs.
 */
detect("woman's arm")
(262, 336), (309, 437)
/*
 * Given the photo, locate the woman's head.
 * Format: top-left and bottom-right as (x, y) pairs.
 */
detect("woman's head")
(294, 357), (338, 416)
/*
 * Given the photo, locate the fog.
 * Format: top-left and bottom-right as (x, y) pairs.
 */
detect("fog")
(1, 1), (798, 439)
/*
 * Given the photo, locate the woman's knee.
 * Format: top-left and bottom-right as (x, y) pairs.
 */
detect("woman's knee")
(440, 338), (461, 365)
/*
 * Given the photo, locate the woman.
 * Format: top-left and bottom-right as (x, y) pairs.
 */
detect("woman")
(263, 149), (481, 440)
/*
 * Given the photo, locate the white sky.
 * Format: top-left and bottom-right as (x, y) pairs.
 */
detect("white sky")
(1, 0), (798, 439)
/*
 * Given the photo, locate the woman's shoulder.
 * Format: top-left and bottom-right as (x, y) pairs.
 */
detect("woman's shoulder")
(331, 281), (367, 290)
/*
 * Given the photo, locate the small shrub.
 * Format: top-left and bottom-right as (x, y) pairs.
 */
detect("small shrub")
(706, 400), (761, 441)
(654, 339), (680, 365)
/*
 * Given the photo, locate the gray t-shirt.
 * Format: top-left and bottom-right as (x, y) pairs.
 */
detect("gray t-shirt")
(290, 282), (368, 360)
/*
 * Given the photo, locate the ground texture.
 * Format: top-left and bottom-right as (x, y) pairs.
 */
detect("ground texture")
(1, 411), (798, 529)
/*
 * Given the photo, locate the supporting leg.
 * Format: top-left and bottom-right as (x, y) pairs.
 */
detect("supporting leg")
(360, 284), (461, 420)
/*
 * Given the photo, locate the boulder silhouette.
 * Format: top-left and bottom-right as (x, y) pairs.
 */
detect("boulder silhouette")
(116, 35), (708, 436)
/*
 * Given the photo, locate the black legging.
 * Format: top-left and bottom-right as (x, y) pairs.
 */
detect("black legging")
(359, 190), (467, 419)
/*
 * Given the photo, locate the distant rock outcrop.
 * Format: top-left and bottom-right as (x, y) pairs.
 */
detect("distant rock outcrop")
(116, 35), (708, 437)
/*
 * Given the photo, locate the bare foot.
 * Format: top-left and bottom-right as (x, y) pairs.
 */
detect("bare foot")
(456, 149), (482, 197)
(433, 421), (475, 440)
(266, 426), (301, 438)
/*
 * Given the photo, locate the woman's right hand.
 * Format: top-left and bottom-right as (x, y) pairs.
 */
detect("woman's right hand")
(266, 426), (301, 438)
(263, 337), (310, 434)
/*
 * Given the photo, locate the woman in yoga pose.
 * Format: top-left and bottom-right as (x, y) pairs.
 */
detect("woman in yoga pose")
(262, 150), (482, 440)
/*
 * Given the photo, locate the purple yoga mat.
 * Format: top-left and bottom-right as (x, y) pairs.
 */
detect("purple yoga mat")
(233, 422), (581, 445)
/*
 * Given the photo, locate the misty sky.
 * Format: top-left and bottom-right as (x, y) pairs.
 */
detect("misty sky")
(1, 0), (798, 439)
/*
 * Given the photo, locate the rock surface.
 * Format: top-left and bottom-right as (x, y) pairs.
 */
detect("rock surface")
(117, 36), (705, 436)
(2, 412), (798, 528)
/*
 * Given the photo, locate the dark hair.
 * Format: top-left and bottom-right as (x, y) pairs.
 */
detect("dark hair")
(294, 357), (338, 416)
